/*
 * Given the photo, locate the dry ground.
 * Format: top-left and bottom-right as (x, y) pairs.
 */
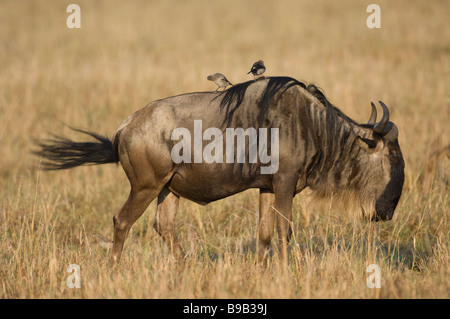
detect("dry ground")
(0, 0), (448, 298)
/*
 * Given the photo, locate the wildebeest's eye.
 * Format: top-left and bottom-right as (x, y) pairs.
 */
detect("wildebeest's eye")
(388, 148), (401, 160)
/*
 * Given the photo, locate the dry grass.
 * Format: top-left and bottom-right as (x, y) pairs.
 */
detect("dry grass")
(0, 0), (449, 298)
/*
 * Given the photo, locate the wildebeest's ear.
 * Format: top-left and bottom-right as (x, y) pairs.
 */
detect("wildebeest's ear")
(356, 136), (377, 150)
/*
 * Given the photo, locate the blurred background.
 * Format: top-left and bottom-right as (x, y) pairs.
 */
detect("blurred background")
(0, 0), (448, 298)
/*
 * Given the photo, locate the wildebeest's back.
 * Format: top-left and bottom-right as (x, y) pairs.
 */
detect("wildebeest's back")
(115, 79), (314, 203)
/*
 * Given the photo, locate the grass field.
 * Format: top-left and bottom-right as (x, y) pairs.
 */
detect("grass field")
(0, 0), (448, 298)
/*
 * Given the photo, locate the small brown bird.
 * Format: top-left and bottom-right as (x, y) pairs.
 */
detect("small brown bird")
(207, 73), (233, 91)
(247, 60), (266, 80)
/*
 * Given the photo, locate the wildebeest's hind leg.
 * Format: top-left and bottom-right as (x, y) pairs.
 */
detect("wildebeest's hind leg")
(153, 187), (184, 261)
(258, 189), (275, 262)
(112, 187), (161, 264)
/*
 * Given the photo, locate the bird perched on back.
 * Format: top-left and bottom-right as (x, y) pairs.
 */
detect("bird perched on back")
(207, 73), (233, 91)
(247, 60), (266, 80)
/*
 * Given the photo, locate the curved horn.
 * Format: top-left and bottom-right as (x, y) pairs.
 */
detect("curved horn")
(383, 123), (399, 141)
(367, 102), (377, 124)
(373, 101), (390, 135)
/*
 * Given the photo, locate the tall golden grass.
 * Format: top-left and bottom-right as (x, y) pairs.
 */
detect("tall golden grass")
(0, 0), (448, 298)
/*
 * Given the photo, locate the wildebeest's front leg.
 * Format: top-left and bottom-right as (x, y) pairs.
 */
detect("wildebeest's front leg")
(153, 187), (184, 261)
(258, 189), (275, 262)
(273, 176), (296, 263)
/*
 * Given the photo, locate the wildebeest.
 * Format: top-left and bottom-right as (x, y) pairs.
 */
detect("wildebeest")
(34, 76), (405, 263)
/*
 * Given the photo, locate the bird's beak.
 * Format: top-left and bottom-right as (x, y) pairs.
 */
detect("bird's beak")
(247, 71), (252, 74)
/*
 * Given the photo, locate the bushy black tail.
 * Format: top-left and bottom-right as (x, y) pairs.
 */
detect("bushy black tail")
(33, 127), (119, 170)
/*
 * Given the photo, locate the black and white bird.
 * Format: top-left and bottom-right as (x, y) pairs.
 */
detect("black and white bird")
(247, 60), (266, 80)
(207, 73), (233, 91)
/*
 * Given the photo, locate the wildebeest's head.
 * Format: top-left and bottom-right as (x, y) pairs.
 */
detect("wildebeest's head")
(356, 101), (405, 221)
